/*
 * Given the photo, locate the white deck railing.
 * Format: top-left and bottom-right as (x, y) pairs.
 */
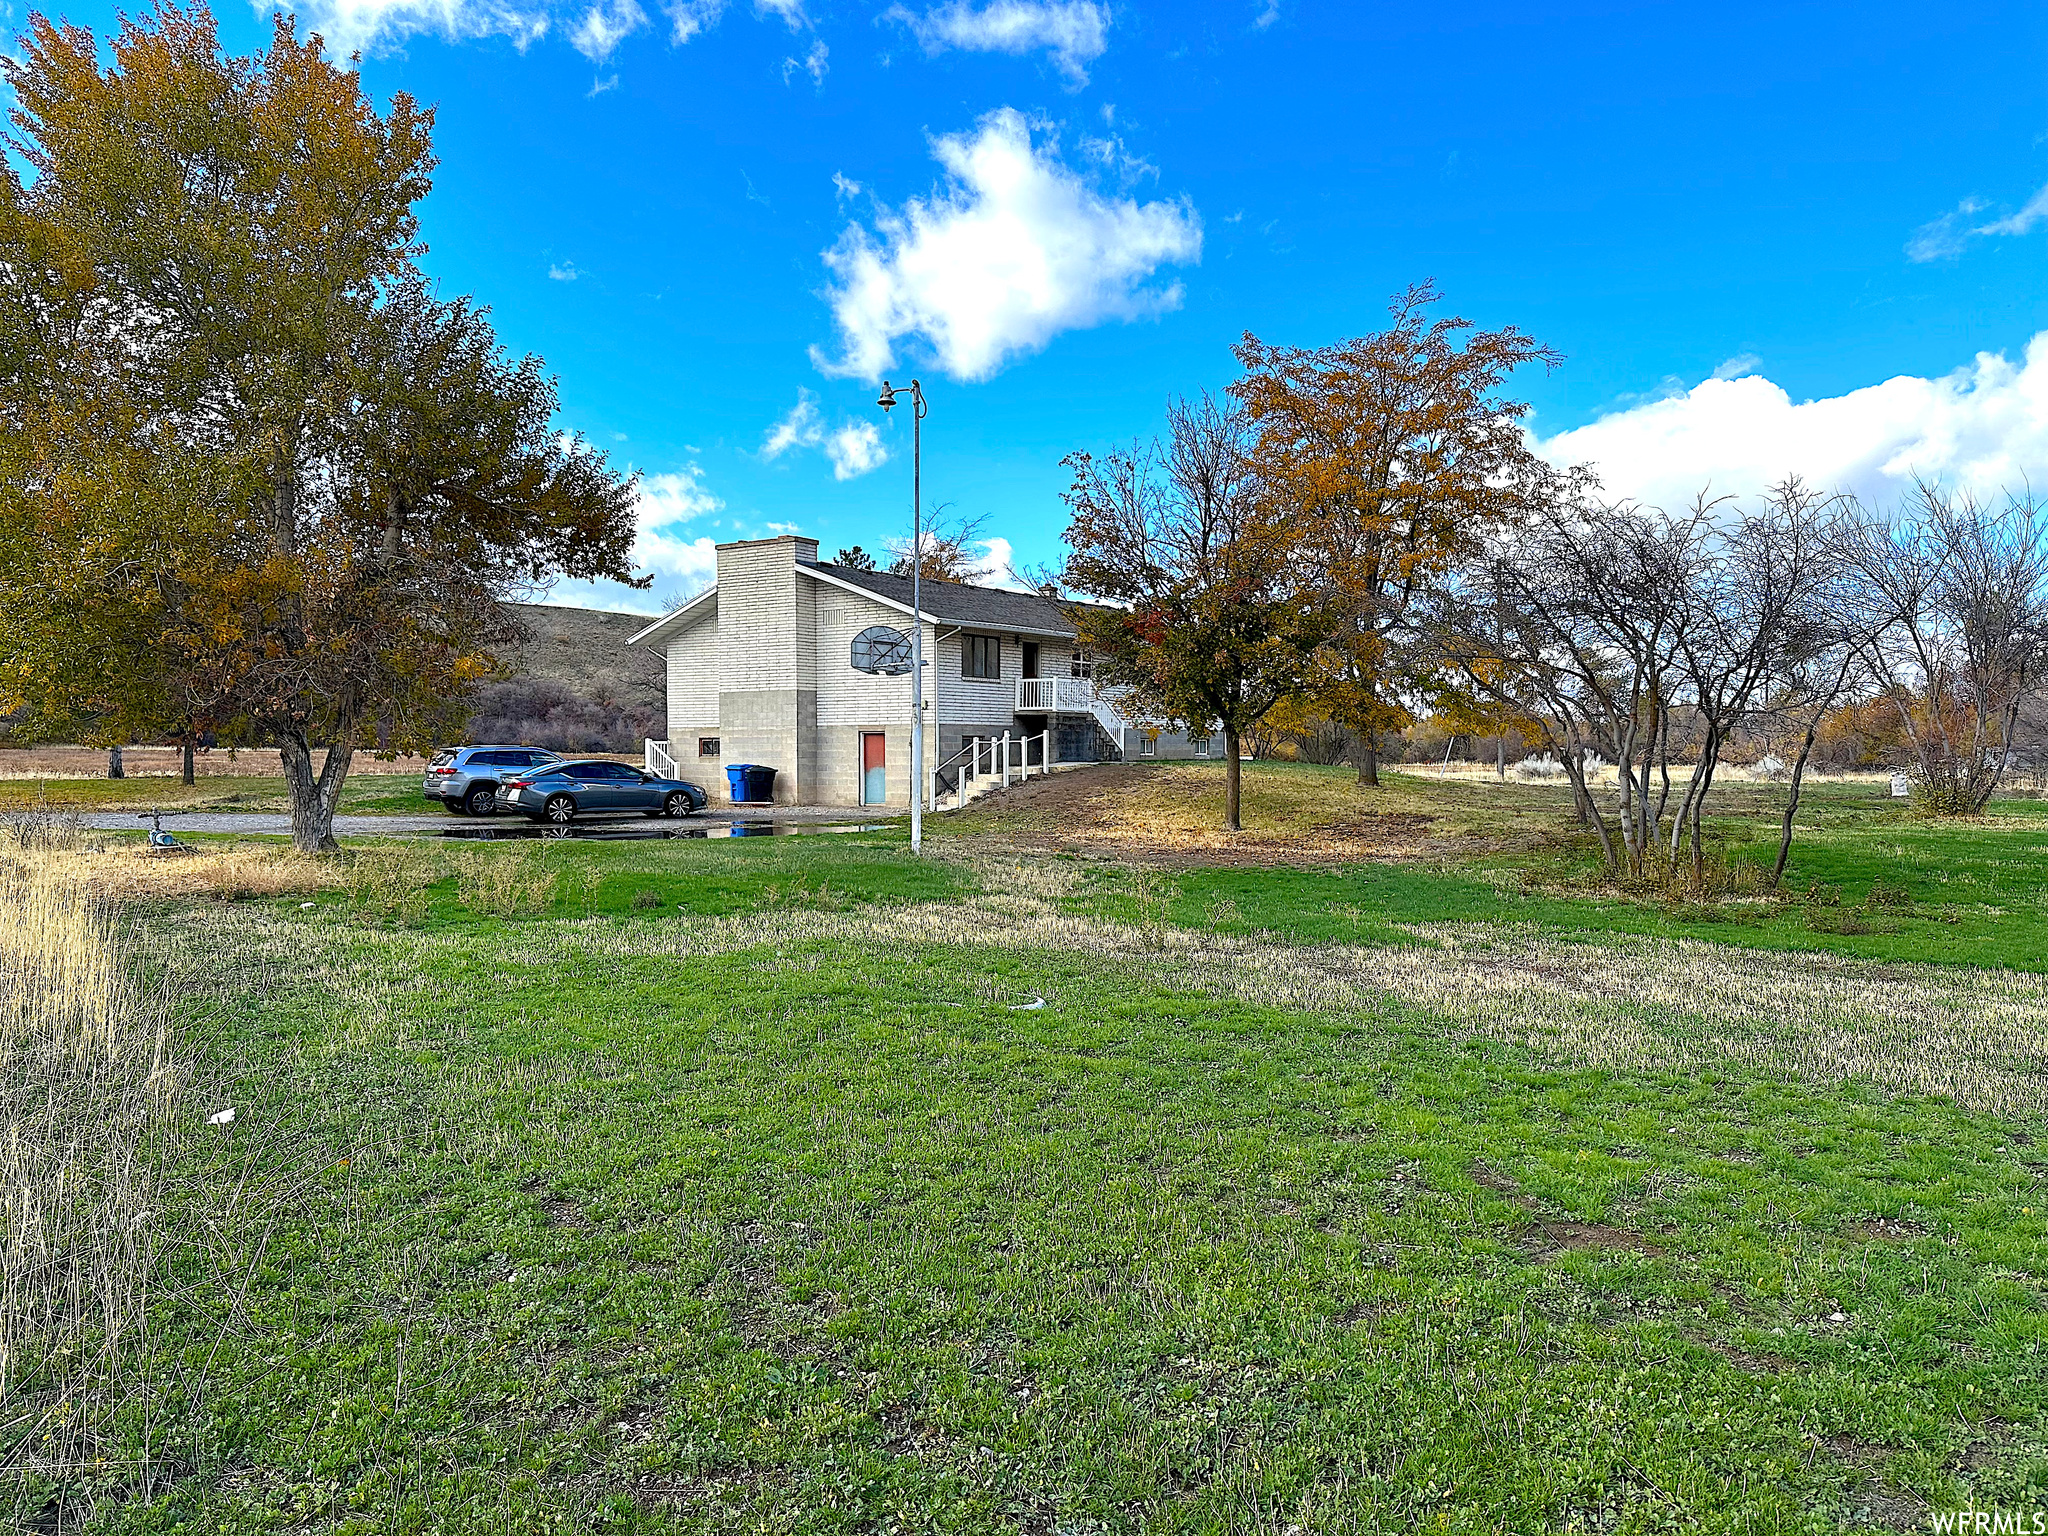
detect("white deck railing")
(1017, 676), (1097, 713)
(644, 738), (679, 779)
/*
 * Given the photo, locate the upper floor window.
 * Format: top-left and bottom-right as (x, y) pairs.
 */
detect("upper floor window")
(962, 634), (1001, 680)
(1070, 648), (1094, 679)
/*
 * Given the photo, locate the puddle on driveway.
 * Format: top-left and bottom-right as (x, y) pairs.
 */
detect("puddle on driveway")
(439, 817), (894, 842)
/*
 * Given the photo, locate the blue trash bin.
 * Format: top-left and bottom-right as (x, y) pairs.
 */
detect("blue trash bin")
(741, 764), (778, 802)
(725, 764), (755, 802)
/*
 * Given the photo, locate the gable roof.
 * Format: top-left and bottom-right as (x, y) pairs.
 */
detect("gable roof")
(802, 561), (1077, 638)
(624, 585), (717, 648)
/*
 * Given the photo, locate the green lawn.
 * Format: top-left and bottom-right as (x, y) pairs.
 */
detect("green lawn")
(939, 762), (2048, 972)
(28, 808), (2048, 1533)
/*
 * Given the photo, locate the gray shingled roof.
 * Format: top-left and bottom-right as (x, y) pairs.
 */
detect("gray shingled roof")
(805, 560), (1078, 637)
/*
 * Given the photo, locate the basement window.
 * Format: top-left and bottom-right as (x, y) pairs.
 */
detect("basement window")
(1190, 736), (1211, 758)
(1139, 733), (1157, 759)
(698, 737), (720, 757)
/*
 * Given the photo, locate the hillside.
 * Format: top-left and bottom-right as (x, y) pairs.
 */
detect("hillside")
(469, 601), (667, 752)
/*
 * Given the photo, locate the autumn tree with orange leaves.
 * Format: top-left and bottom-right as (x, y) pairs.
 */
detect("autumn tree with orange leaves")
(1233, 282), (1560, 784)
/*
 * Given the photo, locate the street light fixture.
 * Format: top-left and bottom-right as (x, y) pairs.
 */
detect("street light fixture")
(877, 377), (927, 855)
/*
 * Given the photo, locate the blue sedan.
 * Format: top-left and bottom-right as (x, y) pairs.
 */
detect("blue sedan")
(501, 759), (709, 825)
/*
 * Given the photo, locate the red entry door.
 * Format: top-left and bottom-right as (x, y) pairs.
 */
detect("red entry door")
(860, 733), (887, 805)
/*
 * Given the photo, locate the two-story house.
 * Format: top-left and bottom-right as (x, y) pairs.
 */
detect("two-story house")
(625, 534), (1210, 807)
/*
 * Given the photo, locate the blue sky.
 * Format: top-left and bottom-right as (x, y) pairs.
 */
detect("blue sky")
(56, 0), (2048, 609)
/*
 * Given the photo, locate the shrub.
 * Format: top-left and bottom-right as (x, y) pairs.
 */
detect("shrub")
(464, 677), (661, 754)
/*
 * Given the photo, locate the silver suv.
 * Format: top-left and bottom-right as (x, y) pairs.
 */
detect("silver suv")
(422, 746), (563, 816)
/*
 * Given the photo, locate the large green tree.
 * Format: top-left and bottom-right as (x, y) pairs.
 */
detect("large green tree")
(0, 5), (641, 849)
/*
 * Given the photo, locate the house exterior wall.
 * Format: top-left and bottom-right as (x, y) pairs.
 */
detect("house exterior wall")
(813, 583), (922, 807)
(662, 607), (719, 752)
(707, 535), (819, 806)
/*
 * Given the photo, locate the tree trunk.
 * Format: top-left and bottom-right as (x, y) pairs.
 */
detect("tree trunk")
(181, 738), (195, 786)
(277, 729), (353, 853)
(1495, 733), (1506, 780)
(1563, 757), (1620, 870)
(1357, 736), (1380, 787)
(1224, 728), (1242, 831)
(1771, 719), (1822, 888)
(107, 745), (124, 779)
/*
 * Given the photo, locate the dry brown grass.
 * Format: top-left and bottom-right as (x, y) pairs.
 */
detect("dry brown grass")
(0, 865), (183, 1497)
(0, 745), (429, 779)
(941, 762), (1564, 865)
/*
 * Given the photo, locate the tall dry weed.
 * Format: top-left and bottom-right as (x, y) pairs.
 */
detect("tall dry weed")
(455, 842), (558, 917)
(0, 866), (182, 1508)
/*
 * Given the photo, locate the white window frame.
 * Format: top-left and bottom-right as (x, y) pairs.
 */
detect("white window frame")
(1139, 733), (1157, 759)
(1190, 736), (1211, 758)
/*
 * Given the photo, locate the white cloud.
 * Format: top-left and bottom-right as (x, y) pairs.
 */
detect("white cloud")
(1538, 335), (2048, 514)
(782, 38), (827, 85)
(760, 391), (891, 479)
(286, 0), (548, 58)
(630, 467), (723, 591)
(965, 535), (1022, 588)
(1907, 181), (2048, 263)
(762, 394), (823, 458)
(1978, 181), (2048, 238)
(1711, 352), (1760, 381)
(548, 260), (580, 280)
(814, 107), (1202, 383)
(663, 0), (725, 41)
(824, 420), (886, 480)
(1080, 132), (1157, 185)
(571, 0), (644, 60)
(1253, 0), (1279, 28)
(886, 1), (1107, 88)
(281, 0), (793, 63)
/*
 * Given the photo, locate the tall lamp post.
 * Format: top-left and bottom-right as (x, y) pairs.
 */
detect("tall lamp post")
(876, 377), (926, 855)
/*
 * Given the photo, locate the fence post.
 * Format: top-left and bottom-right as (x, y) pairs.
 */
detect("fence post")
(1001, 731), (1012, 788)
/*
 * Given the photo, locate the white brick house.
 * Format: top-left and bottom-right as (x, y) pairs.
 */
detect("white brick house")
(626, 534), (1209, 808)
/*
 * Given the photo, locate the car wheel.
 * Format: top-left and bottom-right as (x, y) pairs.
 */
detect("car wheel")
(543, 794), (576, 825)
(464, 784), (497, 816)
(662, 791), (690, 818)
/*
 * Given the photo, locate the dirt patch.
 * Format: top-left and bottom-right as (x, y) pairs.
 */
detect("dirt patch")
(1469, 1161), (1521, 1195)
(1524, 1220), (1664, 1255)
(1844, 1217), (1927, 1242)
(540, 1195), (590, 1229)
(1712, 1343), (1796, 1375)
